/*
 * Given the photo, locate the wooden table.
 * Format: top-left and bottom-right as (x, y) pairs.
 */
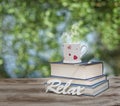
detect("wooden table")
(0, 77), (120, 106)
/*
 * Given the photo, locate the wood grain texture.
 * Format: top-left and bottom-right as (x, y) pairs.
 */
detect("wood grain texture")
(0, 77), (120, 106)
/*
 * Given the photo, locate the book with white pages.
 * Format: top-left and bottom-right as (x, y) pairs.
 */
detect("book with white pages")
(50, 75), (107, 86)
(69, 80), (109, 96)
(51, 61), (103, 79)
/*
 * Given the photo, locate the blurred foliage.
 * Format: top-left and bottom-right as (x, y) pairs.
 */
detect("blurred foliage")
(0, 0), (120, 78)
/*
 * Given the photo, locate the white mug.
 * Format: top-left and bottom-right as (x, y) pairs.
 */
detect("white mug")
(63, 43), (87, 63)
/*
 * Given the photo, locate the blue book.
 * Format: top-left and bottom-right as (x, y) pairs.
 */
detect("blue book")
(50, 75), (107, 86)
(68, 80), (109, 96)
(50, 61), (103, 79)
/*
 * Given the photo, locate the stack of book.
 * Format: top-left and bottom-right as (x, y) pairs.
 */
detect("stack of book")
(50, 61), (109, 96)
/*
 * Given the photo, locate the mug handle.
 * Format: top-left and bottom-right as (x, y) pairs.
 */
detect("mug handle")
(79, 45), (88, 58)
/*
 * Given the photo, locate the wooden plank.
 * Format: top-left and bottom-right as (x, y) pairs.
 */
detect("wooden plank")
(0, 77), (120, 106)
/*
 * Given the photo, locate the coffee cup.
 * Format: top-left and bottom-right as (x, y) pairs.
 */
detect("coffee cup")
(63, 43), (87, 63)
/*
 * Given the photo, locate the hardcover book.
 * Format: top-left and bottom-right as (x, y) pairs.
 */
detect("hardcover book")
(68, 80), (109, 96)
(51, 62), (103, 79)
(50, 75), (107, 86)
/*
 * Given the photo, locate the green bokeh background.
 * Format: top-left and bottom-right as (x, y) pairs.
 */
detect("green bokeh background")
(0, 0), (120, 78)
